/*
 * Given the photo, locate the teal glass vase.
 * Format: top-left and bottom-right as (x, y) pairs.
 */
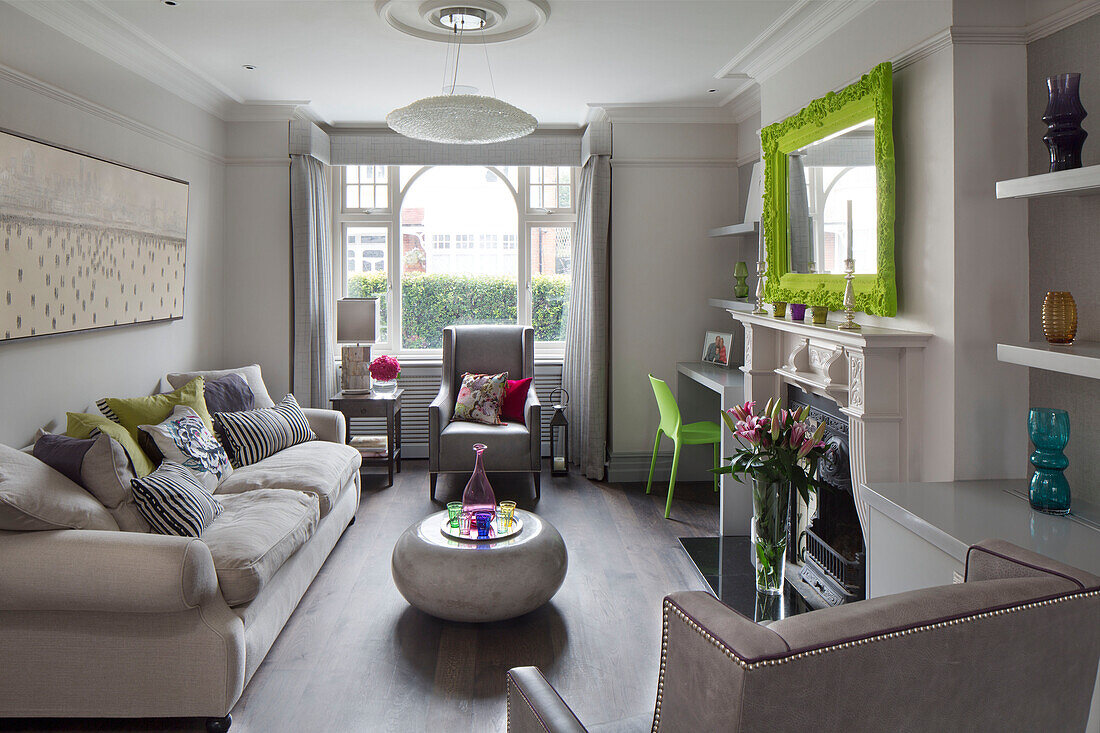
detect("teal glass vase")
(1028, 408), (1071, 515)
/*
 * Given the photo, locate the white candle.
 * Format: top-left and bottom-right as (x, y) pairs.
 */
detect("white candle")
(758, 226), (764, 262)
(846, 199), (854, 262)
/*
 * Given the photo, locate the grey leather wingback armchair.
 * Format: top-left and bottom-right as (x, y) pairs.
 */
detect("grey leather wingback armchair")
(429, 325), (541, 502)
(507, 540), (1100, 732)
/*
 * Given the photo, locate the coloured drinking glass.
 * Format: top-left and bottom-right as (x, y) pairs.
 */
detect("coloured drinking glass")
(447, 502), (462, 528)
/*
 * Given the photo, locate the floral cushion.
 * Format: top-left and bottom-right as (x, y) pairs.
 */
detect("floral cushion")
(452, 372), (508, 426)
(139, 405), (234, 492)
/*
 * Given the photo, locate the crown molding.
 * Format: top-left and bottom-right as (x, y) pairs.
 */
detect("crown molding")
(225, 157), (291, 167)
(1026, 0), (1100, 42)
(0, 60), (224, 165)
(591, 104), (736, 125)
(223, 101), (312, 123)
(717, 0), (879, 84)
(7, 0), (241, 119)
(949, 26), (1027, 45)
(891, 29), (953, 72)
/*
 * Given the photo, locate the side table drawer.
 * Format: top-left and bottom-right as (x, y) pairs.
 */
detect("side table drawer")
(333, 402), (387, 419)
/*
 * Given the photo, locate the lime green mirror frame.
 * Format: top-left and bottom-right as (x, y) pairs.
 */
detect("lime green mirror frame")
(761, 62), (897, 316)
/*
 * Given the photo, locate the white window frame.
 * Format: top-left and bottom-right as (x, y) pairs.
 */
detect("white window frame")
(332, 165), (576, 360)
(527, 165), (577, 215)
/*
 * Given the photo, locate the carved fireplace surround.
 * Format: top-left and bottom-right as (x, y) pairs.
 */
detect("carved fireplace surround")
(717, 302), (932, 550)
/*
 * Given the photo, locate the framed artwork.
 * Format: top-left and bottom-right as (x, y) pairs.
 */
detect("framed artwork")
(702, 331), (732, 367)
(0, 128), (189, 342)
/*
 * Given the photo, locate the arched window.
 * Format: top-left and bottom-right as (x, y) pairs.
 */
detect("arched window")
(335, 164), (575, 353)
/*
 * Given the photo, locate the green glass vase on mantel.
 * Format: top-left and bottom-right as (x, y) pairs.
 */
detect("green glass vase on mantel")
(733, 261), (750, 299)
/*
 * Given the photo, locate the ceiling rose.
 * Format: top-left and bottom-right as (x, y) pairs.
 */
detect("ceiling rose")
(376, 0), (550, 44)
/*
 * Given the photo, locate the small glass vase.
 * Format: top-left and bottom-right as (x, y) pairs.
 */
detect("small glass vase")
(1043, 73), (1088, 172)
(372, 378), (397, 395)
(733, 261), (750, 298)
(1028, 408), (1071, 515)
(1041, 291), (1077, 345)
(461, 443), (497, 522)
(751, 476), (792, 594)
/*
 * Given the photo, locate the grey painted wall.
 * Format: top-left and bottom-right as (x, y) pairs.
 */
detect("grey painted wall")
(1027, 13), (1100, 508)
(0, 5), (227, 448)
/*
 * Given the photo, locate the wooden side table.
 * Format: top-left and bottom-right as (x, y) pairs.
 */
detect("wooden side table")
(331, 389), (403, 487)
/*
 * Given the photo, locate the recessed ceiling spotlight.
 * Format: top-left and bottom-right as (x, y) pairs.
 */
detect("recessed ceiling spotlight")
(708, 88), (718, 93)
(162, 0), (177, 6)
(242, 64), (256, 71)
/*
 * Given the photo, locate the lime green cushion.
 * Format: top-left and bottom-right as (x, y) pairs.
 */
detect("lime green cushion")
(66, 412), (156, 477)
(97, 377), (214, 445)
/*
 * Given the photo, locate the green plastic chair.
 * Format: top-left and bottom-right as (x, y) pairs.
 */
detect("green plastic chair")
(646, 374), (722, 519)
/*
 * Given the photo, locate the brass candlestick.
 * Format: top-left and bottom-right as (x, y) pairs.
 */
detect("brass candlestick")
(752, 258), (768, 314)
(837, 258), (861, 330)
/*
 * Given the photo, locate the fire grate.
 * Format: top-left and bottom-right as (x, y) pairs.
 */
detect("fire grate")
(805, 528), (863, 594)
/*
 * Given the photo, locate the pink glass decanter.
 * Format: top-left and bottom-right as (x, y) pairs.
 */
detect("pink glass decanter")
(461, 443), (497, 522)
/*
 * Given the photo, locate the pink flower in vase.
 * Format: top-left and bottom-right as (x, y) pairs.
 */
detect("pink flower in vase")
(369, 355), (401, 382)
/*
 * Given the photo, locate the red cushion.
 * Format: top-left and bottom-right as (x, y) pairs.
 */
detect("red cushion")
(501, 378), (532, 425)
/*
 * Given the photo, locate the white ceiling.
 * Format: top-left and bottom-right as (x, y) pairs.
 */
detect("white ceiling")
(83, 0), (798, 126)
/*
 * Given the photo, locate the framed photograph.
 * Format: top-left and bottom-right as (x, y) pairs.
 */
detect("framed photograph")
(701, 331), (733, 367)
(0, 128), (189, 343)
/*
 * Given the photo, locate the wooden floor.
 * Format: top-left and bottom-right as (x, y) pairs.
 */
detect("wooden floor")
(2, 463), (718, 733)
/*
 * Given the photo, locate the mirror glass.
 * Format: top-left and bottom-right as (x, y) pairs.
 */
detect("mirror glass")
(786, 119), (877, 275)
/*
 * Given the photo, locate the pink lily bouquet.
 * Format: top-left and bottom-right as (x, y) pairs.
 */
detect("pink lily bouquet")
(714, 397), (833, 593)
(715, 397), (831, 498)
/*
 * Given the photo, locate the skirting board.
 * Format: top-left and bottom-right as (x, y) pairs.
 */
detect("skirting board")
(606, 449), (718, 483)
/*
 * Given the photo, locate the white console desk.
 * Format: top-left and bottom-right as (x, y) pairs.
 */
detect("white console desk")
(675, 361), (747, 533)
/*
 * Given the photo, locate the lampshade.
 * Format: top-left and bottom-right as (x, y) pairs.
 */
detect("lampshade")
(386, 94), (537, 145)
(337, 298), (377, 343)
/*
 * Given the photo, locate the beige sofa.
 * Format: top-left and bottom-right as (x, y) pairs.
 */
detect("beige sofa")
(0, 407), (360, 733)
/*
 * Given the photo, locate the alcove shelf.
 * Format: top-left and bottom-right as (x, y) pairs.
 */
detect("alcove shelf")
(996, 340), (1100, 380)
(995, 164), (1100, 199)
(707, 221), (758, 238)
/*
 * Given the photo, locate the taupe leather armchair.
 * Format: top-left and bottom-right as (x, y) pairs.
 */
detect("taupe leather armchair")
(429, 325), (541, 502)
(507, 540), (1100, 732)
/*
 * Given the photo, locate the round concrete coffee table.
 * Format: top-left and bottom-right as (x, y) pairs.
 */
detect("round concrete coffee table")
(391, 509), (567, 622)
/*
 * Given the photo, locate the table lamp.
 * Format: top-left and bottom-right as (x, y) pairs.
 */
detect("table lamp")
(337, 297), (377, 394)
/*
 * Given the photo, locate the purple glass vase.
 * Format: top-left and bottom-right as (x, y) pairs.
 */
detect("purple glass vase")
(461, 443), (496, 520)
(1043, 73), (1088, 172)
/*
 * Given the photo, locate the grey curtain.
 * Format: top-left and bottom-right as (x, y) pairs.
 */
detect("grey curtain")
(290, 155), (336, 407)
(563, 155), (611, 480)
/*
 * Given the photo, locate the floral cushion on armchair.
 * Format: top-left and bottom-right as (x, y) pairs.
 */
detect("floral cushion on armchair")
(452, 372), (508, 426)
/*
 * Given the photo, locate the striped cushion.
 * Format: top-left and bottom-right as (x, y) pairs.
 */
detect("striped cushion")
(213, 394), (316, 468)
(131, 461), (223, 537)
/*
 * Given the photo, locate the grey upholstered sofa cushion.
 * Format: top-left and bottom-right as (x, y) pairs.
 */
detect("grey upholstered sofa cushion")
(166, 364), (275, 409)
(440, 421), (533, 471)
(214, 441), (361, 518)
(0, 444), (119, 532)
(202, 490), (319, 606)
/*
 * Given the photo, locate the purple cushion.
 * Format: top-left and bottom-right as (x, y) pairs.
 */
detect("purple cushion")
(32, 434), (96, 486)
(203, 373), (255, 413)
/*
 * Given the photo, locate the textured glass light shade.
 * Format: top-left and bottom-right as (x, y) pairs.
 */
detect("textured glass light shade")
(386, 94), (537, 144)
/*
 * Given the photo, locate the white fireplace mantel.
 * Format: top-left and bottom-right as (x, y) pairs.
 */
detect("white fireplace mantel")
(719, 305), (932, 542)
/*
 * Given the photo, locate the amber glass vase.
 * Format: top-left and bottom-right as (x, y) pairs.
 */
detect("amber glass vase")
(1042, 291), (1077, 345)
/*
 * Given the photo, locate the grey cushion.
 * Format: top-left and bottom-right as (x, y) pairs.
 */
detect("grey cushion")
(202, 489), (319, 606)
(35, 433), (149, 532)
(201, 373), (255, 413)
(214, 440), (361, 518)
(0, 443), (119, 532)
(439, 421), (532, 471)
(166, 364), (274, 409)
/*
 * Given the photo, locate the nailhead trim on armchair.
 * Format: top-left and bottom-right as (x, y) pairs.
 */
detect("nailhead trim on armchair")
(651, 589), (1100, 731)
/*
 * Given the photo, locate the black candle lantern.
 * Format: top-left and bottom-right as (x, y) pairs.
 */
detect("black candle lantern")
(549, 388), (569, 477)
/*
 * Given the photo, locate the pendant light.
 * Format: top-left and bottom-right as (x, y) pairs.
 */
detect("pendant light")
(386, 7), (537, 144)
